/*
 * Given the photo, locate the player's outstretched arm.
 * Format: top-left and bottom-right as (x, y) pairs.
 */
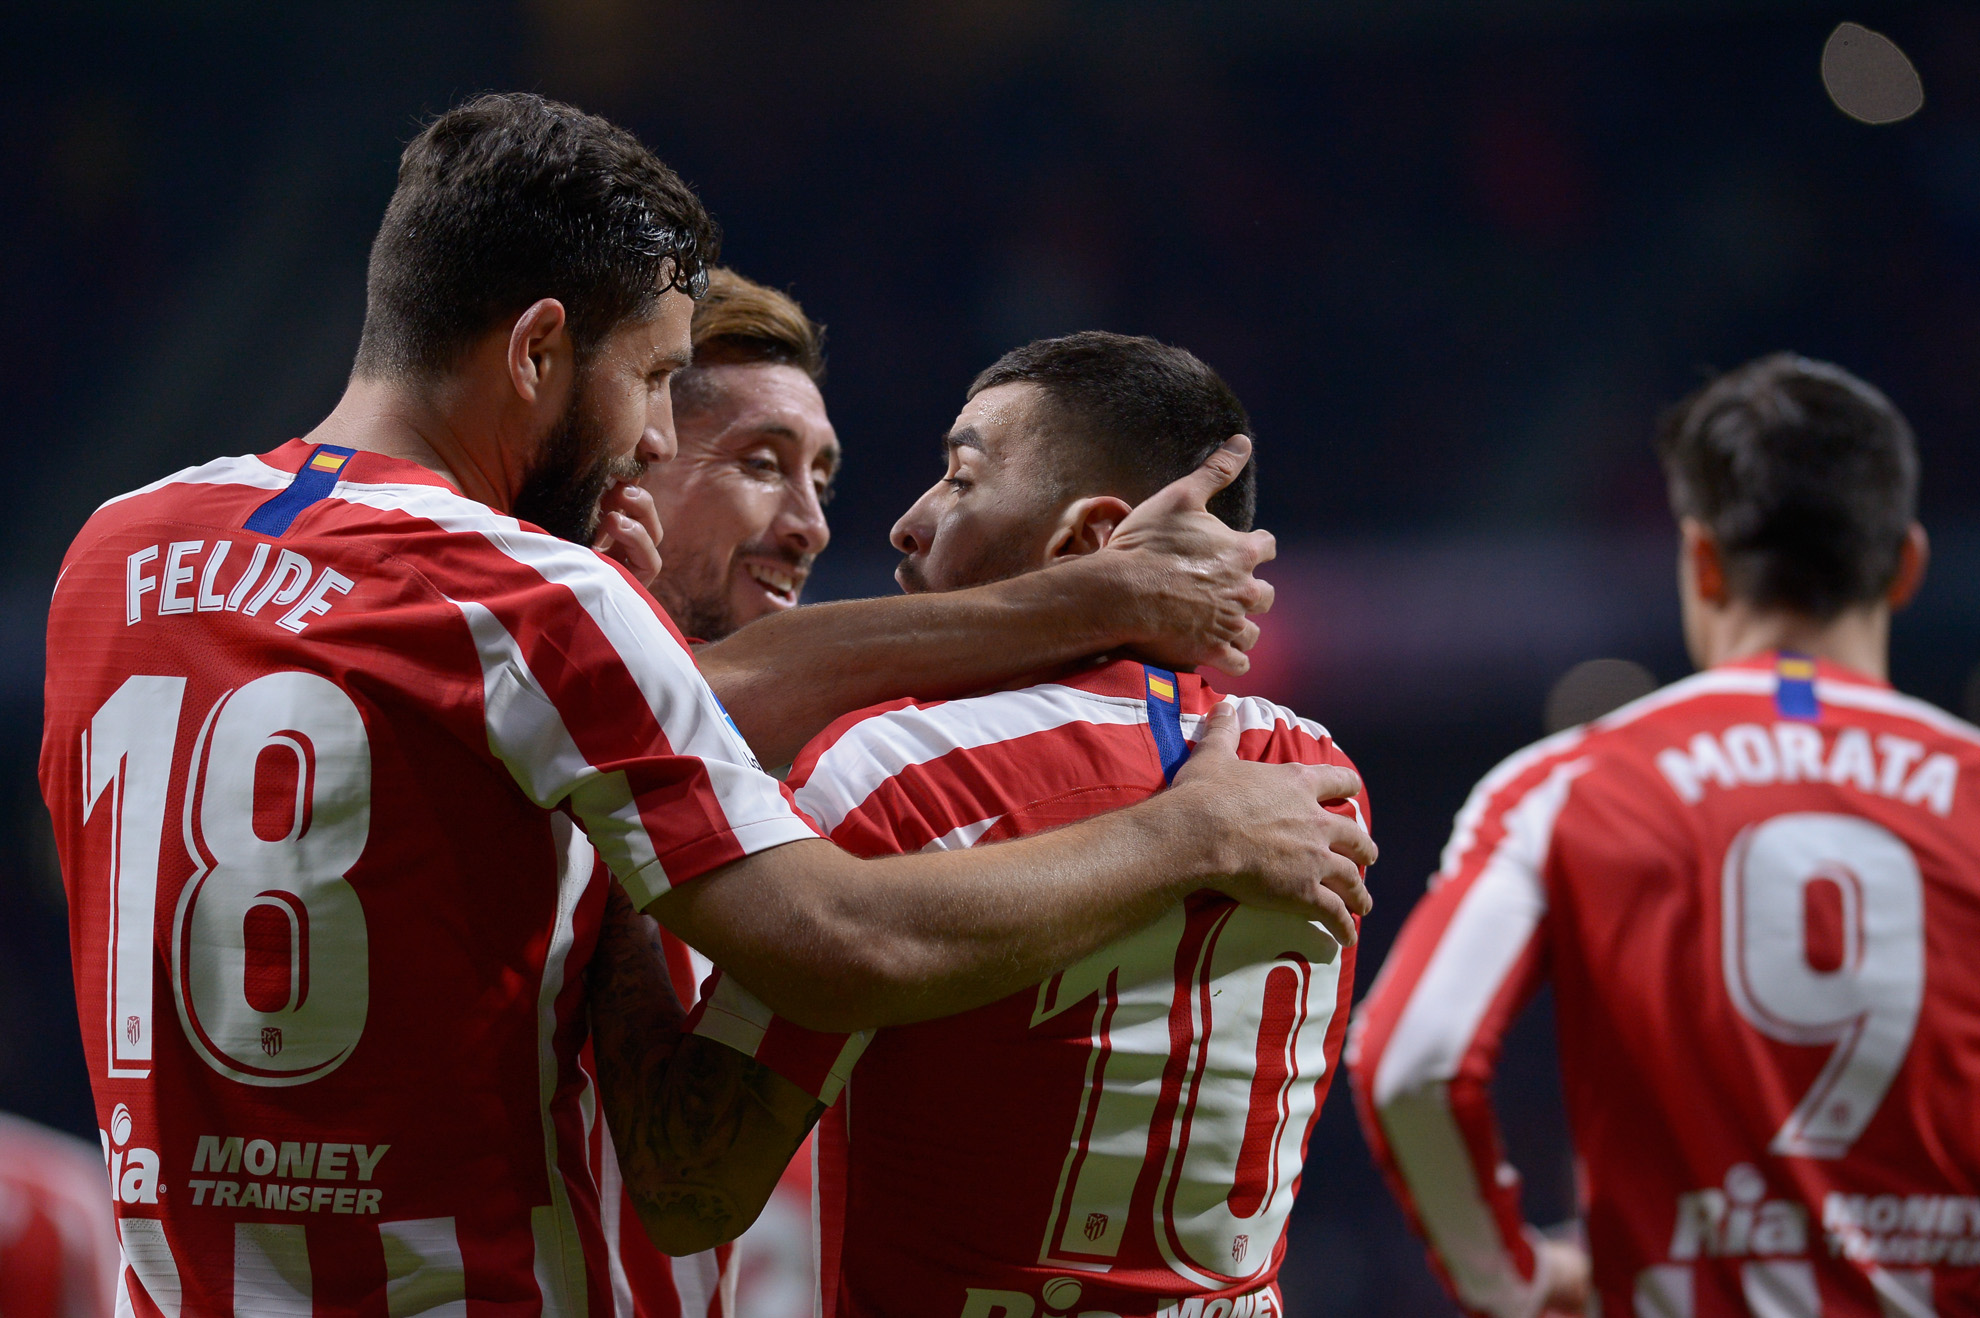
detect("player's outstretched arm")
(588, 883), (822, 1255)
(695, 436), (1275, 767)
(649, 705), (1375, 1032)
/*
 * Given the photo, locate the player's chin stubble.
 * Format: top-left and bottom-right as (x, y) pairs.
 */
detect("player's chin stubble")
(654, 542), (811, 643)
(514, 388), (644, 546)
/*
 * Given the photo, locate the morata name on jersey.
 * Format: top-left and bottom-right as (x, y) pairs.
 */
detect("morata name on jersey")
(124, 539), (355, 635)
(1655, 722), (1957, 817)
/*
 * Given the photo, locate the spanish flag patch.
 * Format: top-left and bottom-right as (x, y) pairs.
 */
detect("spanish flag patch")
(1774, 653), (1821, 722)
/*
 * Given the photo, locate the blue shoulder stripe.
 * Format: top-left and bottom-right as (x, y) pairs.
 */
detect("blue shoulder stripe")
(1143, 664), (1190, 784)
(245, 445), (357, 536)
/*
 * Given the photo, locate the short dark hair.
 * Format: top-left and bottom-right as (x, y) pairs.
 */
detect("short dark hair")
(967, 332), (1255, 531)
(353, 93), (719, 381)
(1657, 352), (1919, 619)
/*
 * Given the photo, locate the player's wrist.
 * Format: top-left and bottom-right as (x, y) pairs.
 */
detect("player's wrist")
(1034, 550), (1148, 651)
(1134, 777), (1236, 886)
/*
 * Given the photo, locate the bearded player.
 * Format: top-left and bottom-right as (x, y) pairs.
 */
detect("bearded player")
(1350, 354), (1979, 1317)
(671, 332), (1371, 1318)
(586, 271), (1319, 1315)
(38, 94), (1375, 1317)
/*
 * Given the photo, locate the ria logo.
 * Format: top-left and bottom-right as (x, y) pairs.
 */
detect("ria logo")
(100, 1103), (162, 1205)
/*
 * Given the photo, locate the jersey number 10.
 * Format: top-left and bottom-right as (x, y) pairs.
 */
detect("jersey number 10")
(82, 672), (372, 1087)
(1030, 900), (1343, 1287)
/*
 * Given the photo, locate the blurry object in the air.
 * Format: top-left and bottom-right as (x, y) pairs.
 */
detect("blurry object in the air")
(731, 1135), (814, 1318)
(0, 1112), (120, 1318)
(1963, 661), (1980, 725)
(1821, 23), (1924, 125)
(1544, 657), (1657, 733)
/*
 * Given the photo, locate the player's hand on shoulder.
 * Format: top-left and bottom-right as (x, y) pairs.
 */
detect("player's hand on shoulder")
(1103, 434), (1276, 677)
(1169, 703), (1375, 946)
(593, 480), (664, 590)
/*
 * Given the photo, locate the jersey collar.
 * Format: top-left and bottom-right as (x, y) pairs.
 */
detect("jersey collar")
(259, 438), (461, 492)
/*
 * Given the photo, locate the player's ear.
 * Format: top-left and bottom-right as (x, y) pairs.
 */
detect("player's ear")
(1681, 517), (1730, 607)
(1047, 496), (1135, 561)
(1887, 522), (1929, 610)
(507, 299), (571, 406)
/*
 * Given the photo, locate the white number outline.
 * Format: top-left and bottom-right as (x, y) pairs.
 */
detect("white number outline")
(82, 672), (373, 1088)
(81, 675), (188, 1077)
(1033, 901), (1343, 1285)
(1721, 811), (1925, 1159)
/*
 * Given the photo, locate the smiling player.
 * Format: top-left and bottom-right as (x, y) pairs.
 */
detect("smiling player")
(677, 332), (1374, 1318)
(38, 94), (1375, 1318)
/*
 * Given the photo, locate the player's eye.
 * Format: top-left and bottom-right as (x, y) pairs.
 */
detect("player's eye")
(943, 476), (972, 494)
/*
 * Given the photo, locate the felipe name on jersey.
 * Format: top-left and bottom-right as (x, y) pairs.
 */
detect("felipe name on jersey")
(124, 539), (356, 635)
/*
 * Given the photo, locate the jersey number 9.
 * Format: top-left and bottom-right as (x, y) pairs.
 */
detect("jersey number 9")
(1721, 812), (1925, 1158)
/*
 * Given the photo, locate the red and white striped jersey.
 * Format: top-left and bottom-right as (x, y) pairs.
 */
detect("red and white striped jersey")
(38, 441), (820, 1317)
(573, 857), (737, 1318)
(698, 660), (1367, 1318)
(1349, 652), (1980, 1318)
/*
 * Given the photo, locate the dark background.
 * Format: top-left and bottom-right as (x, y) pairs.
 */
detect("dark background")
(5, 3), (1977, 1313)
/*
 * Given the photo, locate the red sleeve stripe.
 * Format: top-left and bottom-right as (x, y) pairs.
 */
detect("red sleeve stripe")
(95, 452), (289, 514)
(325, 480), (816, 905)
(688, 974), (870, 1104)
(795, 690), (1338, 854)
(1821, 681), (1980, 748)
(794, 683), (1153, 833)
(1349, 743), (1585, 1318)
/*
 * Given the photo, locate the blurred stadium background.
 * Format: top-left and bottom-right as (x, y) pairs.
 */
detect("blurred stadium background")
(4, 3), (1977, 1313)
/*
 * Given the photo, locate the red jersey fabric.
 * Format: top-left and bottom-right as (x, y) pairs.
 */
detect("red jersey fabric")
(698, 660), (1368, 1318)
(38, 442), (818, 1317)
(1349, 653), (1980, 1318)
(574, 866), (736, 1318)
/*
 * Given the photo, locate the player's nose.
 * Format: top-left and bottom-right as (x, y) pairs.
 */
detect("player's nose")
(780, 482), (830, 557)
(891, 493), (935, 556)
(643, 392), (679, 465)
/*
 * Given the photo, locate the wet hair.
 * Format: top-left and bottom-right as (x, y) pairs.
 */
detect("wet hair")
(352, 92), (718, 381)
(1657, 353), (1919, 620)
(968, 331), (1255, 531)
(672, 268), (826, 415)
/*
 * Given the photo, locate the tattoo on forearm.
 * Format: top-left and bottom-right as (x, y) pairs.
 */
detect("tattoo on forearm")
(589, 883), (824, 1250)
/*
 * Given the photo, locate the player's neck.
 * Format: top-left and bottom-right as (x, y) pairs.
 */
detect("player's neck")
(301, 375), (525, 513)
(1697, 602), (1890, 682)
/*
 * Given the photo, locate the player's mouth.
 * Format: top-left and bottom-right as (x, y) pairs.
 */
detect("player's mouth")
(741, 559), (805, 608)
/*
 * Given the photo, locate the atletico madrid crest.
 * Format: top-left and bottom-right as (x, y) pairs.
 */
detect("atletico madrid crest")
(260, 1027), (283, 1057)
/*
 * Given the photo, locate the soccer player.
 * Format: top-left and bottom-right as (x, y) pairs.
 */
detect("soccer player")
(40, 94), (1371, 1317)
(584, 270), (1319, 1314)
(606, 265), (1285, 770)
(1350, 354), (1979, 1317)
(676, 332), (1372, 1318)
